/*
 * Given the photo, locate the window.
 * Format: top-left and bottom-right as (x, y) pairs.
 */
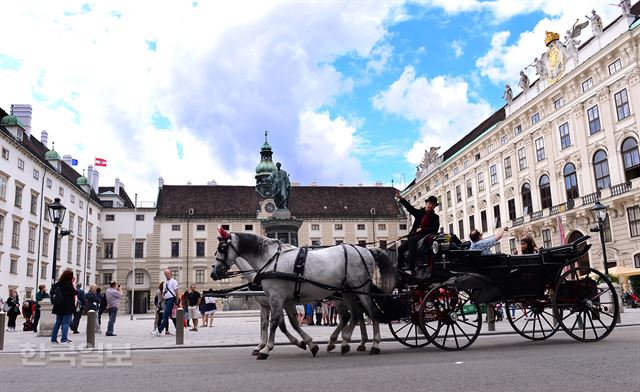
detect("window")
(490, 164), (497, 185)
(105, 214), (115, 221)
(518, 148), (527, 170)
(480, 210), (488, 232)
(102, 273), (113, 285)
(466, 178), (473, 198)
(87, 244), (92, 269)
(221, 224), (229, 230)
(42, 230), (49, 256)
(448, 223), (454, 234)
(244, 224), (253, 231)
(446, 190), (452, 205)
(30, 194), (37, 214)
(196, 224), (205, 231)
(14, 185), (23, 208)
(28, 226), (36, 253)
(495, 242), (502, 254)
(635, 254), (640, 268)
(475, 153), (481, 161)
(171, 224), (181, 231)
(535, 137), (545, 161)
(357, 224), (365, 230)
(135, 272), (144, 285)
(608, 58), (622, 75)
(453, 167), (459, 175)
(41, 263), (47, 279)
(101, 200), (113, 208)
(378, 224), (386, 230)
(614, 89), (631, 121)
(310, 224), (320, 231)
(56, 237), (61, 260)
(559, 122), (571, 149)
(104, 241), (114, 258)
(0, 176), (6, 199)
(59, 187), (64, 196)
(458, 219), (465, 239)
(10, 259), (18, 274)
(587, 105), (601, 134)
(494, 205), (502, 227)
(477, 172), (485, 192)
(358, 240), (367, 247)
(445, 173), (449, 180)
(603, 216), (612, 243)
(1, 147), (8, 159)
(487, 144), (495, 154)
(508, 199), (516, 220)
(25, 262), (32, 277)
(335, 224), (343, 230)
(510, 238), (518, 255)
(593, 150), (611, 190)
(171, 241), (180, 257)
(68, 237), (73, 263)
(335, 240), (344, 245)
(539, 175), (552, 209)
(622, 137), (640, 181)
(12, 220), (20, 248)
(196, 241), (205, 257)
(469, 215), (475, 232)
(521, 183), (532, 215)
(379, 240), (387, 249)
(581, 78), (593, 92)
(399, 223), (407, 230)
(195, 270), (205, 284)
(542, 229), (552, 248)
(553, 97), (565, 110)
(514, 124), (522, 135)
(531, 112), (540, 125)
(70, 195), (75, 204)
(455, 184), (462, 203)
(501, 135), (508, 145)
(79, 201), (83, 209)
(17, 158), (24, 170)
(135, 241), (144, 258)
(311, 239), (321, 246)
(628, 206), (640, 237)
(136, 214), (144, 221)
(77, 217), (83, 237)
(564, 163), (579, 200)
(463, 160), (469, 169)
(46, 178), (52, 188)
(32, 169), (39, 180)
(68, 213), (75, 232)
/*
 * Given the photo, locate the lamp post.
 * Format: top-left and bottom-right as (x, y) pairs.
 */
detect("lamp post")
(47, 198), (70, 286)
(590, 201), (610, 276)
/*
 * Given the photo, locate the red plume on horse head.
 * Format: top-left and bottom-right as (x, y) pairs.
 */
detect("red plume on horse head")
(217, 226), (231, 240)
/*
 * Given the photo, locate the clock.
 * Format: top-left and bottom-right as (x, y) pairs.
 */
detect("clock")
(265, 202), (276, 213)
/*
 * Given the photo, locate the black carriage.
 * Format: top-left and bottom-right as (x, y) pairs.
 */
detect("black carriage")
(382, 233), (619, 350)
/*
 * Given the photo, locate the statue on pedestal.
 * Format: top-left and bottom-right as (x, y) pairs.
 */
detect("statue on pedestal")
(518, 70), (530, 92)
(503, 84), (513, 105)
(586, 10), (603, 37)
(269, 162), (291, 210)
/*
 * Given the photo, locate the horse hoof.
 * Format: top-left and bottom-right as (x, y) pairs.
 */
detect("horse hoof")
(369, 347), (380, 355)
(256, 353), (269, 360)
(311, 345), (319, 357)
(251, 349), (260, 356)
(341, 345), (350, 355)
(327, 343), (335, 352)
(299, 341), (307, 351)
(357, 345), (367, 352)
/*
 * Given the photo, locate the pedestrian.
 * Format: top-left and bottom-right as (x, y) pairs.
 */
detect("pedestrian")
(153, 269), (179, 336)
(187, 284), (202, 331)
(153, 282), (164, 333)
(322, 300), (330, 326)
(296, 304), (305, 325)
(305, 303), (314, 325)
(96, 287), (106, 332)
(202, 289), (217, 327)
(33, 285), (48, 333)
(71, 282), (86, 334)
(5, 289), (21, 332)
(51, 269), (78, 343)
(314, 300), (323, 326)
(85, 285), (102, 333)
(182, 289), (190, 327)
(328, 300), (337, 326)
(105, 281), (122, 336)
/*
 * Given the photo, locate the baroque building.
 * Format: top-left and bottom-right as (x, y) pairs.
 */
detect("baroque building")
(403, 9), (640, 291)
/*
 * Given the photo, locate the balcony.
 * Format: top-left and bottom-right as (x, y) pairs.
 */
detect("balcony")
(610, 181), (632, 197)
(529, 210), (544, 221)
(511, 216), (524, 227)
(549, 199), (575, 215)
(582, 191), (601, 205)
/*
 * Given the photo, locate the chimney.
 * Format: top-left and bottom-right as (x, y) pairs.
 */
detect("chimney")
(207, 179), (217, 185)
(311, 181), (317, 187)
(62, 154), (73, 167)
(114, 177), (121, 196)
(158, 177), (164, 189)
(187, 181), (192, 186)
(90, 165), (99, 191)
(291, 181), (300, 186)
(10, 104), (32, 137)
(41, 130), (48, 147)
(375, 181), (384, 187)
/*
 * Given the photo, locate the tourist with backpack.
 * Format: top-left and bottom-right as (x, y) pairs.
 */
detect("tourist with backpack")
(51, 269), (77, 344)
(5, 289), (20, 332)
(85, 285), (102, 334)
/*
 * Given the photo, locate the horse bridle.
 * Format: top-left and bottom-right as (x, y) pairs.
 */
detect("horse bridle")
(214, 236), (283, 278)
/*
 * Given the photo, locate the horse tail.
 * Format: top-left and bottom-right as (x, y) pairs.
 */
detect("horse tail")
(369, 248), (397, 294)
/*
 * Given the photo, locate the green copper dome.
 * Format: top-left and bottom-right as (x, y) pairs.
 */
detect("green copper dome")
(0, 115), (24, 127)
(45, 142), (61, 161)
(261, 140), (272, 151)
(255, 159), (276, 174)
(76, 176), (89, 186)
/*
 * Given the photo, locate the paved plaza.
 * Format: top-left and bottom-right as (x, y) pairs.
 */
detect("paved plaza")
(2, 307), (639, 354)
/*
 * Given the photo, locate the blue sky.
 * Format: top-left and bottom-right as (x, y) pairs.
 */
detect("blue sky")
(0, 1), (625, 202)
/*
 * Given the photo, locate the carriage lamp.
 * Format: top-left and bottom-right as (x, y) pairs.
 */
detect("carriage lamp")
(432, 241), (440, 254)
(590, 201), (608, 223)
(47, 197), (68, 284)
(47, 197), (66, 225)
(590, 201), (610, 276)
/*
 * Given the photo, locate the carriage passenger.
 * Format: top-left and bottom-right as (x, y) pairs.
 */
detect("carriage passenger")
(520, 235), (539, 254)
(469, 227), (508, 255)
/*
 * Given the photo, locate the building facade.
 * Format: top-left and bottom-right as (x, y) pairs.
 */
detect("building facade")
(403, 12), (640, 291)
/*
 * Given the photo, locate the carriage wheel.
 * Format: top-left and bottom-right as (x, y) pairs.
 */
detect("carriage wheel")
(419, 283), (481, 351)
(388, 296), (430, 348)
(552, 266), (618, 342)
(506, 295), (559, 341)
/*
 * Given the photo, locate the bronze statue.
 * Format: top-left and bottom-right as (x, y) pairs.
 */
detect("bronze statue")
(269, 162), (290, 209)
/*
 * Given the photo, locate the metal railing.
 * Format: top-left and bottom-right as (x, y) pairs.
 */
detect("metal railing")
(529, 210), (544, 221)
(511, 216), (524, 227)
(550, 199), (575, 215)
(582, 191), (601, 205)
(610, 181), (632, 196)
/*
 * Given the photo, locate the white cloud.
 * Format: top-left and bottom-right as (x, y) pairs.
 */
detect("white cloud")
(451, 40), (464, 58)
(372, 66), (493, 164)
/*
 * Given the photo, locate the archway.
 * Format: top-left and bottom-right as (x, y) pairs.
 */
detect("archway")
(126, 269), (151, 314)
(567, 230), (589, 269)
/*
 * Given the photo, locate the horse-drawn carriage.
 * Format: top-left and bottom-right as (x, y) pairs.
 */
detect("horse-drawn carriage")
(383, 233), (619, 350)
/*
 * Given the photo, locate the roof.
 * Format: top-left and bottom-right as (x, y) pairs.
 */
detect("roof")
(155, 185), (407, 220)
(98, 186), (135, 208)
(442, 108), (506, 162)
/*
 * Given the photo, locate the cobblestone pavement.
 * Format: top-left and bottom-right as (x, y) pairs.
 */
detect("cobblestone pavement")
(2, 308), (639, 353)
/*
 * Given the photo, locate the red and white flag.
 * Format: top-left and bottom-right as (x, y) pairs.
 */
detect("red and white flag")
(94, 157), (107, 167)
(556, 216), (567, 245)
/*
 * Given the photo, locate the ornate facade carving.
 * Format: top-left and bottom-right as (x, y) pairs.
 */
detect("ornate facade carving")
(597, 86), (611, 102)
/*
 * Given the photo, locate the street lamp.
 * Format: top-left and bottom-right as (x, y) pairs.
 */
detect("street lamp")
(47, 198), (70, 285)
(590, 201), (610, 276)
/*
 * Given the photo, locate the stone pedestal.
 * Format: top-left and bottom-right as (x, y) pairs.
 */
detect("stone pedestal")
(37, 299), (55, 337)
(262, 210), (303, 246)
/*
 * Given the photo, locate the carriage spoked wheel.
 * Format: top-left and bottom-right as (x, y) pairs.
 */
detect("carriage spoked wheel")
(552, 266), (618, 342)
(506, 294), (559, 341)
(388, 295), (430, 348)
(418, 283), (481, 351)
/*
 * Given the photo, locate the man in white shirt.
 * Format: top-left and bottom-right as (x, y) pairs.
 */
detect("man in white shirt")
(153, 269), (179, 336)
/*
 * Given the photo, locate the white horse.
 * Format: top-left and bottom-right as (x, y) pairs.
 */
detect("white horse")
(211, 228), (396, 359)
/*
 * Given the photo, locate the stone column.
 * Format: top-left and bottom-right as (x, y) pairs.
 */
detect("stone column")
(36, 299), (55, 337)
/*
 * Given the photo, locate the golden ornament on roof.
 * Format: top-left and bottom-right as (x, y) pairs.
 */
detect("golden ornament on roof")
(545, 31), (560, 46)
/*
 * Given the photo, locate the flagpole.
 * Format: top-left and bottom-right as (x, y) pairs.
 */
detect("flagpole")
(131, 193), (137, 320)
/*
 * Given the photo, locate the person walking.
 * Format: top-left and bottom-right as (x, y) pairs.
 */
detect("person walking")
(202, 289), (217, 327)
(96, 287), (106, 333)
(105, 281), (122, 336)
(187, 284), (201, 331)
(5, 289), (21, 332)
(153, 269), (179, 336)
(71, 283), (86, 334)
(153, 282), (164, 333)
(85, 285), (102, 334)
(33, 285), (49, 333)
(51, 269), (77, 343)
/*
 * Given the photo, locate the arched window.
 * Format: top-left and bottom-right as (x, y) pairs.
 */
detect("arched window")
(564, 163), (579, 200)
(622, 137), (640, 181)
(521, 183), (532, 215)
(593, 150), (610, 190)
(539, 175), (552, 209)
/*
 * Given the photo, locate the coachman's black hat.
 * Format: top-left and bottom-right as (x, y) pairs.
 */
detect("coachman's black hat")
(425, 196), (438, 205)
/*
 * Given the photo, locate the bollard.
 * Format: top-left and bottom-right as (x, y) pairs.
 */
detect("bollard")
(86, 310), (96, 348)
(486, 305), (496, 332)
(176, 308), (184, 345)
(0, 312), (5, 351)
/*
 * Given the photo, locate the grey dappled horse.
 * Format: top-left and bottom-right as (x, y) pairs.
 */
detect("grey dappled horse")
(211, 228), (396, 359)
